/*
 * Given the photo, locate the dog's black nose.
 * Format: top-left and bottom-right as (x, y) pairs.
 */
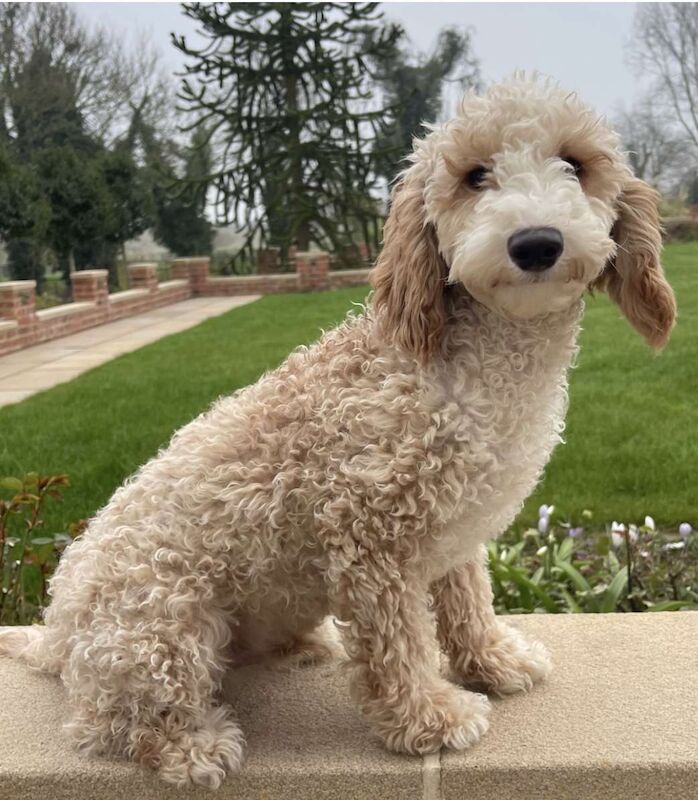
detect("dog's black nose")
(507, 227), (564, 272)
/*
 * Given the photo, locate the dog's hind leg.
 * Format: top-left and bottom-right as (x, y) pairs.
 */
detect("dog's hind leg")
(0, 625), (64, 674)
(432, 545), (552, 695)
(270, 617), (344, 669)
(62, 608), (245, 788)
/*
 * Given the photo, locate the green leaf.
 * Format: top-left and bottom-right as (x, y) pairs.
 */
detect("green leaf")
(554, 558), (593, 595)
(560, 588), (582, 613)
(599, 569), (629, 613)
(503, 564), (560, 613)
(0, 477), (23, 492)
(647, 600), (698, 612)
(557, 536), (575, 562)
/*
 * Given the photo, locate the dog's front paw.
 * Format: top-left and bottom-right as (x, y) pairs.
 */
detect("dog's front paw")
(453, 623), (552, 695)
(376, 684), (490, 755)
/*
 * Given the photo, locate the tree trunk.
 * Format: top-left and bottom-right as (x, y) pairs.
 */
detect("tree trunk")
(281, 9), (311, 252)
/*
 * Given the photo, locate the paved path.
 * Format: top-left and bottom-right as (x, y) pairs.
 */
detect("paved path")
(0, 295), (259, 408)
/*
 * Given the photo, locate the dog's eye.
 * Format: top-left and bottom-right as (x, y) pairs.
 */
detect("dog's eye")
(562, 156), (583, 178)
(464, 166), (489, 190)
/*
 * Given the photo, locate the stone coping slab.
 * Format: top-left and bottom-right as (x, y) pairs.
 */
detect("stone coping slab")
(158, 279), (188, 290)
(109, 288), (149, 303)
(0, 280), (37, 290)
(0, 613), (696, 799)
(207, 274), (297, 283)
(35, 302), (96, 320)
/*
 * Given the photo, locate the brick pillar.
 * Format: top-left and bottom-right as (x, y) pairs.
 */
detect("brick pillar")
(172, 257), (210, 296)
(358, 241), (370, 261)
(171, 260), (190, 281)
(0, 280), (37, 327)
(128, 262), (159, 293)
(256, 247), (281, 275)
(296, 251), (329, 292)
(71, 269), (109, 306)
(287, 245), (298, 271)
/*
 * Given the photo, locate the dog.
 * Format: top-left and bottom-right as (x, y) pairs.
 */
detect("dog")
(0, 75), (675, 788)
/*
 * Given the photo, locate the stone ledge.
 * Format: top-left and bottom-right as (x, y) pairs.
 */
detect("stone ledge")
(330, 268), (370, 278)
(35, 302), (96, 320)
(108, 289), (149, 303)
(0, 319), (18, 333)
(0, 615), (696, 799)
(158, 280), (188, 290)
(0, 280), (37, 290)
(207, 274), (297, 284)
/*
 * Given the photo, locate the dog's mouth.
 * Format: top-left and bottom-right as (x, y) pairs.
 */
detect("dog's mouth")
(490, 258), (590, 290)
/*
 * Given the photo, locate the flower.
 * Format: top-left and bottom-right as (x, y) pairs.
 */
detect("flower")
(679, 522), (693, 539)
(611, 522), (626, 548)
(537, 515), (549, 534)
(538, 504), (549, 517)
(644, 515), (656, 531)
(569, 526), (584, 538)
(611, 532), (624, 548)
(628, 524), (639, 544)
(536, 545), (548, 556)
(663, 541), (686, 551)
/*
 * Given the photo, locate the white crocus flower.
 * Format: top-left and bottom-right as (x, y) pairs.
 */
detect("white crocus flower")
(644, 516), (656, 531)
(679, 523), (693, 539)
(538, 515), (549, 534)
(610, 522), (626, 549)
(663, 541), (686, 551)
(628, 524), (639, 544)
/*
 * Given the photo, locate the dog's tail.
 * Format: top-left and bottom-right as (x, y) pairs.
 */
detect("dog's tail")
(0, 625), (61, 674)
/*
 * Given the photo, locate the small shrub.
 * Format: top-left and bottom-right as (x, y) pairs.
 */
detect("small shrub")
(0, 473), (80, 625)
(211, 250), (255, 276)
(662, 216), (698, 242)
(491, 506), (697, 614)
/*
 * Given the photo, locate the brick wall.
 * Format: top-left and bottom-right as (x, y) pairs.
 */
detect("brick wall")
(0, 253), (371, 357)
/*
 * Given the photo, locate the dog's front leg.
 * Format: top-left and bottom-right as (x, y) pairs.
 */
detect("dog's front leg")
(329, 550), (490, 755)
(432, 545), (551, 694)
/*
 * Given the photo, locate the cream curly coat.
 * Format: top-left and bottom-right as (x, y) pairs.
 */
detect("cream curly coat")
(0, 76), (675, 787)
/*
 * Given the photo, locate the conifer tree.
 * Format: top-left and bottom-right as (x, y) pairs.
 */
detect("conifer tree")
(174, 2), (401, 263)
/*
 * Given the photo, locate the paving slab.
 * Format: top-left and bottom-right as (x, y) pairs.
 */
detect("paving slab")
(0, 296), (259, 408)
(0, 389), (33, 406)
(0, 614), (696, 800)
(0, 636), (423, 800)
(441, 613), (698, 800)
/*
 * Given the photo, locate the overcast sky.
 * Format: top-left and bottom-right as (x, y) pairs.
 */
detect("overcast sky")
(77, 2), (645, 119)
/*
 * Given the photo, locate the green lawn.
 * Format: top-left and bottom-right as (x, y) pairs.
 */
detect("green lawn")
(1, 243), (696, 532)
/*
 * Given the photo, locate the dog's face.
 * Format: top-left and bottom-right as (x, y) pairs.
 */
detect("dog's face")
(371, 76), (676, 361)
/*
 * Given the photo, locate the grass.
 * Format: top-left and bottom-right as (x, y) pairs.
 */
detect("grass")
(0, 242), (696, 533)
(0, 287), (368, 532)
(524, 242), (697, 527)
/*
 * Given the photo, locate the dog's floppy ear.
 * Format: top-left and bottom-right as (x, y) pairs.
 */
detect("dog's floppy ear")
(370, 178), (449, 363)
(594, 177), (676, 349)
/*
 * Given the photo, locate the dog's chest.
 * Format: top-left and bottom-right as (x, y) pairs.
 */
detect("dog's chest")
(424, 311), (579, 571)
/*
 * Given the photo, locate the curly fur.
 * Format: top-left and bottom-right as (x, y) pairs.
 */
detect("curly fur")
(0, 75), (675, 787)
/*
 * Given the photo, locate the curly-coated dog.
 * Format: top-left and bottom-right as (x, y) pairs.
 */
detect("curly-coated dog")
(0, 75), (675, 787)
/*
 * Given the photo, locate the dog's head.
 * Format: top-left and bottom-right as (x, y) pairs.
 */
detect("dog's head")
(371, 75), (676, 362)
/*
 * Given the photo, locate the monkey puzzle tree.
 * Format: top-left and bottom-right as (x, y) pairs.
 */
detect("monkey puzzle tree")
(368, 27), (480, 183)
(173, 2), (401, 264)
